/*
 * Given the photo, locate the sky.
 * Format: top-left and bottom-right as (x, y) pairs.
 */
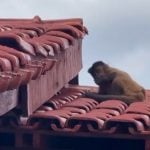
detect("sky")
(0, 0), (150, 88)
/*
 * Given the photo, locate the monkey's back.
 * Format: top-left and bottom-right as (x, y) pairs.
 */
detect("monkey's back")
(110, 67), (145, 99)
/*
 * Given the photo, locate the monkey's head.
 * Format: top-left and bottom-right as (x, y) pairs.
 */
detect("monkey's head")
(88, 61), (115, 85)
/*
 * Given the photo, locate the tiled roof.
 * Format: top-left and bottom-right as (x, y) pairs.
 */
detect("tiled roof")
(18, 85), (150, 135)
(0, 16), (87, 92)
(0, 85), (149, 149)
(0, 16), (87, 115)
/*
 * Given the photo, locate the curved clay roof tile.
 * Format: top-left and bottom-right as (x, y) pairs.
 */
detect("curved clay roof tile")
(15, 26), (44, 36)
(0, 50), (20, 70)
(46, 24), (84, 38)
(46, 30), (75, 45)
(0, 45), (31, 66)
(0, 33), (36, 55)
(35, 37), (61, 54)
(41, 35), (69, 50)
(0, 57), (12, 71)
(25, 39), (48, 57)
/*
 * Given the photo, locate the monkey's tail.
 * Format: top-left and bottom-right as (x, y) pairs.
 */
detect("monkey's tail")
(84, 92), (143, 105)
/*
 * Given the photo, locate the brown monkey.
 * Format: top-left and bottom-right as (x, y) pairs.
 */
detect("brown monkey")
(84, 61), (145, 104)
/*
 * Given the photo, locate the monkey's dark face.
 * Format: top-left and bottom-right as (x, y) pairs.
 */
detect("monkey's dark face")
(88, 61), (114, 85)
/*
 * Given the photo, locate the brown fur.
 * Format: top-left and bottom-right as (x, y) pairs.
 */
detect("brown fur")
(85, 61), (145, 104)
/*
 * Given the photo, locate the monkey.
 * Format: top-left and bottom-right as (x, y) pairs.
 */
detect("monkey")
(84, 61), (145, 105)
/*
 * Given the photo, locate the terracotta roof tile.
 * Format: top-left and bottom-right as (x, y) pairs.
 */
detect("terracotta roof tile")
(96, 100), (128, 114)
(0, 16), (87, 93)
(104, 113), (148, 133)
(66, 100), (125, 132)
(24, 86), (150, 136)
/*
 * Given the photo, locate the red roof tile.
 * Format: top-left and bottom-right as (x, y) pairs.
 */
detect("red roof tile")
(0, 16), (87, 92)
(25, 86), (150, 135)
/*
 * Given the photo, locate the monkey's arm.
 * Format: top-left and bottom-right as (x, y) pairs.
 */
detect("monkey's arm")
(84, 92), (142, 105)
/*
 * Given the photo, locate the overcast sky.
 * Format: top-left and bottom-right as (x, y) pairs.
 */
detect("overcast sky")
(0, 0), (150, 88)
